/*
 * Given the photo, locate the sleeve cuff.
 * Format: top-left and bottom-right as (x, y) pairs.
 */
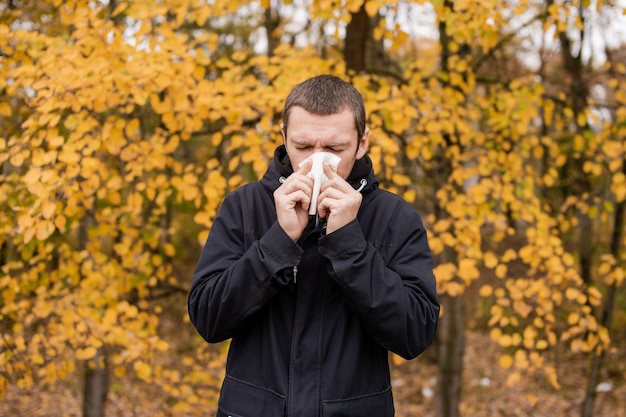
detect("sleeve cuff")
(318, 219), (366, 260)
(259, 221), (303, 274)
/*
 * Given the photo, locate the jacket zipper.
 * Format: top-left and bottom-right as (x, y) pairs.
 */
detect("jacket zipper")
(293, 265), (298, 283)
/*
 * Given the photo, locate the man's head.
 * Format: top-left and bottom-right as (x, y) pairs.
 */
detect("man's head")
(281, 75), (369, 179)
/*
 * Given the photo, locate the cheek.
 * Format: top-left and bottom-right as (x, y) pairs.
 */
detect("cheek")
(291, 156), (305, 170)
(286, 149), (309, 171)
(336, 160), (355, 179)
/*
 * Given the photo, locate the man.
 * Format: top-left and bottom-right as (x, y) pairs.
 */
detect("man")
(188, 74), (439, 417)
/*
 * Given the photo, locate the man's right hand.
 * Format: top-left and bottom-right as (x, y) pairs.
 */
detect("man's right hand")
(274, 160), (313, 241)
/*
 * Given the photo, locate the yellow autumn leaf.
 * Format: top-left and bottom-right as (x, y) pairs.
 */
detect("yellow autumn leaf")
(193, 211), (211, 227)
(364, 0), (379, 17)
(611, 268), (625, 286)
(54, 215), (67, 232)
(440, 232), (456, 247)
(133, 360), (152, 381)
(391, 31), (409, 52)
(598, 262), (612, 275)
(164, 243), (176, 257)
(490, 327), (502, 340)
(392, 174), (411, 186)
(113, 366), (126, 378)
(505, 371), (521, 387)
(483, 251), (498, 268)
(22, 168), (41, 186)
(608, 159), (622, 173)
(152, 254), (163, 266)
(495, 264), (508, 279)
(545, 365), (561, 390)
(155, 340), (169, 352)
(41, 200), (57, 219)
(76, 347), (98, 361)
(63, 115), (79, 131)
(445, 281), (464, 297)
(10, 150), (27, 167)
(124, 305), (139, 318)
(611, 172), (626, 202)
(403, 189), (416, 203)
(498, 334), (512, 347)
(405, 142), (419, 160)
(183, 185), (199, 201)
(499, 354), (513, 369)
(428, 236), (443, 255)
(22, 226), (36, 244)
(515, 349), (530, 369)
(567, 312), (580, 325)
(433, 219), (451, 233)
(0, 102), (11, 117)
(565, 287), (580, 300)
(433, 262), (457, 282)
(420, 145), (433, 161)
(479, 284), (493, 297)
(523, 332), (536, 350)
(35, 220), (55, 241)
(502, 249), (518, 262)
(457, 258), (480, 282)
(31, 353), (44, 365)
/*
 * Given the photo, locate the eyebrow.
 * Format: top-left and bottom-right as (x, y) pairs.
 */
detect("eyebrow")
(290, 138), (351, 148)
(290, 138), (312, 146)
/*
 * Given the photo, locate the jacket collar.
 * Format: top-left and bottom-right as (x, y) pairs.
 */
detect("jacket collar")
(260, 145), (379, 194)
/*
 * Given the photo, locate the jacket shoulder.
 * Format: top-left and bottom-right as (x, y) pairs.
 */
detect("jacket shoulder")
(224, 181), (269, 201)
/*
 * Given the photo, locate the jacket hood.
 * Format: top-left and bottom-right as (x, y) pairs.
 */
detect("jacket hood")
(260, 145), (379, 194)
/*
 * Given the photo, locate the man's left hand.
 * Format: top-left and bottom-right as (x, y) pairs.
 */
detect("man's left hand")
(317, 163), (363, 234)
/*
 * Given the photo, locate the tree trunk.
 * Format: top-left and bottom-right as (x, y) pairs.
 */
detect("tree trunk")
(78, 210), (108, 417)
(581, 164), (625, 417)
(83, 347), (108, 417)
(436, 293), (465, 417)
(264, 3), (279, 58)
(434, 2), (466, 416)
(344, 5), (368, 73)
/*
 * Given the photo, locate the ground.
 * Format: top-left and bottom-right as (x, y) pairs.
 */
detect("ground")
(1, 332), (624, 417)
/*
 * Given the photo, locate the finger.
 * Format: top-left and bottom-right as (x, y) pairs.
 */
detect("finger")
(277, 176), (313, 197)
(318, 185), (340, 200)
(287, 190), (311, 211)
(292, 178), (313, 196)
(292, 197), (310, 212)
(295, 159), (312, 175)
(317, 195), (338, 220)
(320, 176), (351, 194)
(317, 203), (328, 219)
(322, 162), (338, 178)
(279, 161), (313, 192)
(299, 190), (312, 210)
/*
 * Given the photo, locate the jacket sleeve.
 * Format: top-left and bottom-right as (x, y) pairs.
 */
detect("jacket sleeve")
(318, 202), (439, 360)
(187, 192), (302, 343)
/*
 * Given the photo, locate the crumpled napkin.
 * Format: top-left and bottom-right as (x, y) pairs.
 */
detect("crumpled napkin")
(298, 152), (341, 215)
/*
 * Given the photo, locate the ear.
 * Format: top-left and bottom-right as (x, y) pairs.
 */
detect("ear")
(280, 123), (286, 144)
(356, 127), (369, 159)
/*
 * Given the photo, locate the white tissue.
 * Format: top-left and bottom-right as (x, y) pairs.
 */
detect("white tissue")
(298, 152), (341, 215)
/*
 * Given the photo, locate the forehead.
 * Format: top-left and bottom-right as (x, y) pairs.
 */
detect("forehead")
(286, 107), (356, 142)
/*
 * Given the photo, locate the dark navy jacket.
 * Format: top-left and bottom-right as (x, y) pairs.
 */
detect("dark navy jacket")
(188, 145), (440, 417)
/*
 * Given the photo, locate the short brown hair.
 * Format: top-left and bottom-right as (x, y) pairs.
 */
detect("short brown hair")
(282, 75), (366, 141)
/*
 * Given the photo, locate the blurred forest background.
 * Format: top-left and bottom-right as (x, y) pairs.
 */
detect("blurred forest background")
(1, 0), (625, 416)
